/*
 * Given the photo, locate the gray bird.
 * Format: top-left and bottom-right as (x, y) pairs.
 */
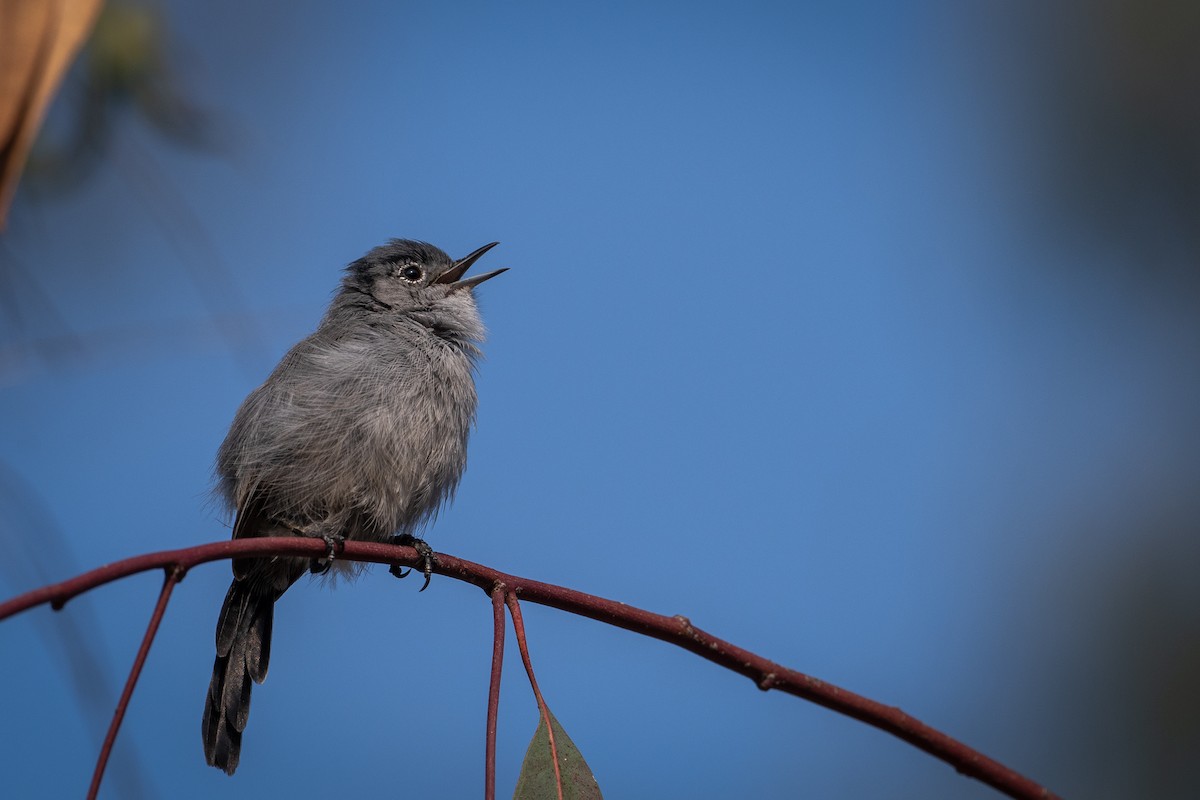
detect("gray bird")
(202, 239), (506, 774)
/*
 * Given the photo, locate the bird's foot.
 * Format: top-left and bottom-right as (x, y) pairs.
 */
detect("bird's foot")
(308, 532), (346, 575)
(389, 534), (439, 592)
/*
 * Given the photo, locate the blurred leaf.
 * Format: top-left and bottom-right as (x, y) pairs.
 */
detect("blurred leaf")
(24, 4), (222, 198)
(513, 707), (603, 800)
(0, 0), (104, 229)
(87, 3), (157, 89)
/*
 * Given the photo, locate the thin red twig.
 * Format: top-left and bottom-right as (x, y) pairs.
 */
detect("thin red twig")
(485, 585), (507, 800)
(0, 537), (1060, 800)
(86, 566), (183, 800)
(506, 592), (564, 800)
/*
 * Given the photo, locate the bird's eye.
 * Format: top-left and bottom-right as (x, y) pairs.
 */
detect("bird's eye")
(399, 265), (423, 282)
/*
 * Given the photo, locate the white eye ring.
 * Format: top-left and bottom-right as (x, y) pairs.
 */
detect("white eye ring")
(399, 264), (423, 282)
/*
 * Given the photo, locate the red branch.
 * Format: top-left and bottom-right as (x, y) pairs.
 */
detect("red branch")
(506, 592), (564, 800)
(86, 567), (182, 800)
(485, 586), (506, 800)
(0, 537), (1060, 800)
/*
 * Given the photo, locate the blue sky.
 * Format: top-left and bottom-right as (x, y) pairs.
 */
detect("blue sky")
(3, 2), (1198, 798)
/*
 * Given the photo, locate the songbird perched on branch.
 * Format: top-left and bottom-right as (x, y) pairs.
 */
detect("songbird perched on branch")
(202, 239), (506, 774)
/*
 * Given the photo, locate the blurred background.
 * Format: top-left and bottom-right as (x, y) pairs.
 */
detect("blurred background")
(2, 1), (1199, 797)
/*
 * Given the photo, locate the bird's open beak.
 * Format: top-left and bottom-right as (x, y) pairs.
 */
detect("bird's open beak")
(437, 241), (507, 291)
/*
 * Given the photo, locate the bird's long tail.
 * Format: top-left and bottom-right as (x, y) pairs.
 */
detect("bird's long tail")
(202, 579), (283, 775)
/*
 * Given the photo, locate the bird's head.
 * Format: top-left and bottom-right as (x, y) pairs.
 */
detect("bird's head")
(344, 239), (506, 314)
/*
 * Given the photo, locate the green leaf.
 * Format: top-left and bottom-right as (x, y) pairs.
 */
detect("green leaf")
(513, 707), (603, 800)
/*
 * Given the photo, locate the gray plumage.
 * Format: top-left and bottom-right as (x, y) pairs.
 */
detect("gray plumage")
(203, 239), (505, 774)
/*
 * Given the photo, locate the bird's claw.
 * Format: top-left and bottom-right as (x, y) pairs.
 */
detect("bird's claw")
(308, 532), (345, 575)
(389, 534), (439, 591)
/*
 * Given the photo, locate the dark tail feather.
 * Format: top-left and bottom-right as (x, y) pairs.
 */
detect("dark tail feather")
(202, 581), (277, 775)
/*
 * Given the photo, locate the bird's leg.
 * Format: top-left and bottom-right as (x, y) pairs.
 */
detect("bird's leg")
(284, 523), (345, 575)
(389, 533), (439, 591)
(308, 533), (345, 575)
